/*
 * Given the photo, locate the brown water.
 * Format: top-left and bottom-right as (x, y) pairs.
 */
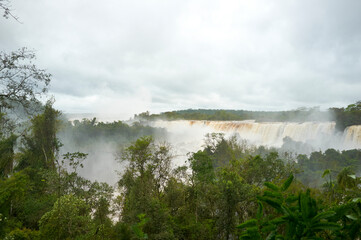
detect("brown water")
(151, 120), (361, 150)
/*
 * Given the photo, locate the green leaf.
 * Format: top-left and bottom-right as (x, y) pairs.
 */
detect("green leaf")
(263, 190), (282, 199)
(240, 227), (262, 240)
(311, 211), (336, 223)
(300, 191), (315, 221)
(264, 182), (280, 192)
(256, 201), (263, 220)
(261, 224), (277, 233)
(259, 197), (282, 212)
(285, 222), (297, 239)
(237, 219), (258, 229)
(322, 169), (330, 178)
(281, 174), (294, 191)
(286, 219), (298, 238)
(275, 235), (285, 240)
(285, 195), (298, 204)
(280, 205), (295, 219)
(266, 231), (276, 240)
(346, 214), (358, 221)
(311, 222), (341, 231)
(270, 216), (287, 225)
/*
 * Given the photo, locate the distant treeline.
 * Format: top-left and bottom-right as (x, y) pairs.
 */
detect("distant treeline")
(135, 107), (329, 122)
(135, 101), (361, 131)
(59, 118), (166, 148)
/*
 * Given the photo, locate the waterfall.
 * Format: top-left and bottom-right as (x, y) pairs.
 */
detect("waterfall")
(343, 125), (361, 149)
(150, 120), (361, 152)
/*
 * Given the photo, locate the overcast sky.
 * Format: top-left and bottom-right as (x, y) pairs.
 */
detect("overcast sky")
(1, 0), (361, 119)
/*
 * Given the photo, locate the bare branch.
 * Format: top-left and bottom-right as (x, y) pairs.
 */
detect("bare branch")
(0, 0), (21, 22)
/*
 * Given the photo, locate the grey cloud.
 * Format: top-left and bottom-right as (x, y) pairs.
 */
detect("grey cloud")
(1, 0), (360, 118)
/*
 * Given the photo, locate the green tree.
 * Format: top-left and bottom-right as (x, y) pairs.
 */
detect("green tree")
(331, 101), (361, 130)
(0, 171), (30, 237)
(0, 134), (16, 178)
(17, 101), (60, 170)
(39, 194), (92, 240)
(216, 167), (253, 240)
(118, 136), (175, 239)
(239, 153), (293, 187)
(92, 197), (113, 239)
(337, 167), (357, 190)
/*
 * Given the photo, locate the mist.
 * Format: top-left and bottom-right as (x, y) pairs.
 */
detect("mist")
(58, 139), (119, 185)
(57, 108), (361, 185)
(57, 117), (167, 185)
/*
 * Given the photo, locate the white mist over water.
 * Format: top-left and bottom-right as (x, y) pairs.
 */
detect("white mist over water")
(149, 120), (361, 158)
(58, 139), (120, 185)
(59, 118), (361, 185)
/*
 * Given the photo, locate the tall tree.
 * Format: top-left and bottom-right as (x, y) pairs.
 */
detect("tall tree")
(18, 101), (60, 170)
(0, 134), (16, 177)
(0, 48), (50, 114)
(39, 194), (92, 240)
(118, 136), (175, 239)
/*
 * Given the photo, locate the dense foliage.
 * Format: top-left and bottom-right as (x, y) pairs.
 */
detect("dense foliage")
(1, 103), (361, 239)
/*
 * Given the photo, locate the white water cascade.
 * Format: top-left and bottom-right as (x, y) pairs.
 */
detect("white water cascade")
(150, 120), (361, 158)
(343, 125), (361, 149)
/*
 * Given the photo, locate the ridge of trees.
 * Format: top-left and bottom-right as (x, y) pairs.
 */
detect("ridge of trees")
(59, 118), (166, 149)
(135, 101), (361, 131)
(135, 107), (330, 122)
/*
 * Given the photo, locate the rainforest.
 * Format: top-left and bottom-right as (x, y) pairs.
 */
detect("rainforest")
(2, 0), (361, 239)
(2, 96), (361, 239)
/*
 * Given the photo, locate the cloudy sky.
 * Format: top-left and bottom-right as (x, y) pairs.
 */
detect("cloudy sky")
(1, 0), (361, 119)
